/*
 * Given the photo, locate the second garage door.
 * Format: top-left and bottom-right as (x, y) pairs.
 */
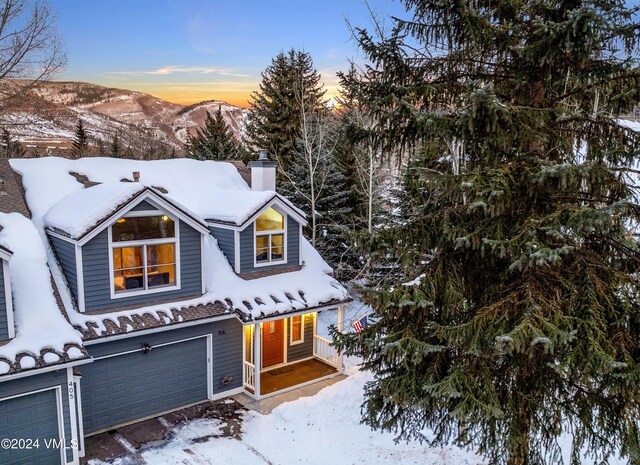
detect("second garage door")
(0, 389), (62, 465)
(81, 337), (209, 434)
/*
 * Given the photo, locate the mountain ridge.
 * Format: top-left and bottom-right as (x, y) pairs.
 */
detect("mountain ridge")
(2, 80), (249, 154)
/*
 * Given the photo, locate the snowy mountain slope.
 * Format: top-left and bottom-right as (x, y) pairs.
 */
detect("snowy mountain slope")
(2, 80), (248, 151)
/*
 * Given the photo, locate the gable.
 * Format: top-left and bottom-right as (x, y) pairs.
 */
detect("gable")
(44, 185), (209, 245)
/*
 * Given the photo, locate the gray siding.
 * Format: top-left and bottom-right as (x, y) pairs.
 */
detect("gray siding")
(85, 319), (243, 395)
(211, 318), (243, 394)
(0, 263), (8, 341)
(50, 235), (78, 301)
(129, 200), (158, 211)
(0, 370), (75, 463)
(286, 313), (314, 363)
(82, 220), (203, 311)
(81, 337), (208, 434)
(239, 216), (300, 273)
(81, 318), (243, 433)
(210, 227), (235, 269)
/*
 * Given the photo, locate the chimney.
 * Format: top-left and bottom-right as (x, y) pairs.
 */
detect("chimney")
(132, 171), (140, 182)
(249, 150), (277, 191)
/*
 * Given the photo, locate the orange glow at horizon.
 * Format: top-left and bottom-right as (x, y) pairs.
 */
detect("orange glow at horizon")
(117, 82), (340, 109)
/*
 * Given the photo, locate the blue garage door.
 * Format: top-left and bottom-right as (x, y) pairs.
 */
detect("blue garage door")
(0, 389), (62, 465)
(81, 337), (209, 434)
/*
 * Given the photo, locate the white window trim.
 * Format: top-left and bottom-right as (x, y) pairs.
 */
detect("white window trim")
(108, 211), (182, 299)
(253, 207), (287, 268)
(289, 314), (305, 345)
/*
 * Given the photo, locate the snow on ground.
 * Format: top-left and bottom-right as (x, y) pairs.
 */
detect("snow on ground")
(237, 359), (482, 465)
(91, 358), (483, 465)
(87, 306), (627, 465)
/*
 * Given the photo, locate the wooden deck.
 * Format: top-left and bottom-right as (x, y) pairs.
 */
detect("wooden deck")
(259, 358), (338, 395)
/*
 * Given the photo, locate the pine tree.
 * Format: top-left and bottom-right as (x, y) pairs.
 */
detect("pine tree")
(279, 115), (352, 273)
(186, 107), (240, 161)
(71, 119), (89, 158)
(0, 129), (12, 158)
(0, 129), (24, 158)
(96, 138), (107, 157)
(244, 49), (325, 174)
(333, 2), (640, 465)
(110, 132), (121, 158)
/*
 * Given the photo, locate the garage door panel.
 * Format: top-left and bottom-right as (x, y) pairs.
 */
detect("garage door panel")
(0, 389), (62, 465)
(82, 337), (208, 433)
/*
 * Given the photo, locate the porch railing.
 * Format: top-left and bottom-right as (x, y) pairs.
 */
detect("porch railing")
(243, 361), (255, 390)
(313, 335), (339, 368)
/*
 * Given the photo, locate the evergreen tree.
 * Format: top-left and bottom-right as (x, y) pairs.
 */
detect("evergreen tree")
(336, 65), (387, 233)
(186, 107), (240, 160)
(244, 49), (325, 174)
(110, 132), (121, 158)
(0, 129), (24, 158)
(71, 119), (89, 158)
(279, 114), (353, 273)
(96, 138), (107, 157)
(334, 2), (640, 465)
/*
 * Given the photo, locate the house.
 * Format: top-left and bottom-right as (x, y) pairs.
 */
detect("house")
(0, 156), (350, 465)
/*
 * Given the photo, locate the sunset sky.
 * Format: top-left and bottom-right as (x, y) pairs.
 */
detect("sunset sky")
(55, 0), (406, 108)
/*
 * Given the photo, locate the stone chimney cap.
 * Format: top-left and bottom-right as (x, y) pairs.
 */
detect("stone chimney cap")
(258, 150), (269, 161)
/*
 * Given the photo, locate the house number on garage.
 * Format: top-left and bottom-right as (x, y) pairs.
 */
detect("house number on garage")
(68, 382), (75, 400)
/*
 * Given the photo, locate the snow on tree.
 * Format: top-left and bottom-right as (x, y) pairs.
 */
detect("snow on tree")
(333, 1), (640, 465)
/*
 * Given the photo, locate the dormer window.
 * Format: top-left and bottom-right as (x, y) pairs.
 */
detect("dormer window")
(255, 207), (286, 266)
(110, 213), (179, 296)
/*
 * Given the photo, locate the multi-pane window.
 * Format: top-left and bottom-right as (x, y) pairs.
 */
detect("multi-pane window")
(111, 215), (178, 294)
(255, 207), (285, 264)
(290, 315), (304, 344)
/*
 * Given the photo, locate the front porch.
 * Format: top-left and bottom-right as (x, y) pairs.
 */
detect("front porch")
(242, 309), (344, 399)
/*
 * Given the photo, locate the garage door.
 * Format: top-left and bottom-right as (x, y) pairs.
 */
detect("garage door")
(81, 337), (209, 434)
(0, 389), (62, 465)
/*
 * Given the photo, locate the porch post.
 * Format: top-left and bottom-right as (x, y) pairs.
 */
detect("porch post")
(253, 322), (261, 397)
(337, 305), (344, 372)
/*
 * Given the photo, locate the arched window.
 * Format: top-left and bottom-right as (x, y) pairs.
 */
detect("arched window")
(110, 214), (178, 295)
(255, 207), (285, 265)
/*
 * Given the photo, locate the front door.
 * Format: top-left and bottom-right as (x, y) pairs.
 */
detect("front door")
(262, 319), (284, 367)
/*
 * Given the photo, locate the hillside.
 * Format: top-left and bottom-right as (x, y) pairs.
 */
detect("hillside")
(1, 81), (249, 154)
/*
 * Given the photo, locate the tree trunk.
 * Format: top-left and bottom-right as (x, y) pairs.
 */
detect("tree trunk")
(310, 170), (316, 246)
(508, 374), (531, 465)
(368, 144), (374, 233)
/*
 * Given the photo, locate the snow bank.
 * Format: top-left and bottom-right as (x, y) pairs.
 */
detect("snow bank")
(0, 213), (83, 363)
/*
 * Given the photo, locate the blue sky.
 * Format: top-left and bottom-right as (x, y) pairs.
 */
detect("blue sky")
(54, 0), (406, 106)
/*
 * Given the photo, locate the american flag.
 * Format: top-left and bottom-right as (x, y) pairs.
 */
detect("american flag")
(351, 315), (368, 333)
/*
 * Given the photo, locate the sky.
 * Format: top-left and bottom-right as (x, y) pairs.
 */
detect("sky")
(53, 0), (407, 107)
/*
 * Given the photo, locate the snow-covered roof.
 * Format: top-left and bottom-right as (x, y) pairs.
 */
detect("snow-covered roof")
(0, 213), (88, 376)
(44, 182), (144, 239)
(11, 157), (302, 229)
(5, 157), (348, 345)
(44, 183), (209, 241)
